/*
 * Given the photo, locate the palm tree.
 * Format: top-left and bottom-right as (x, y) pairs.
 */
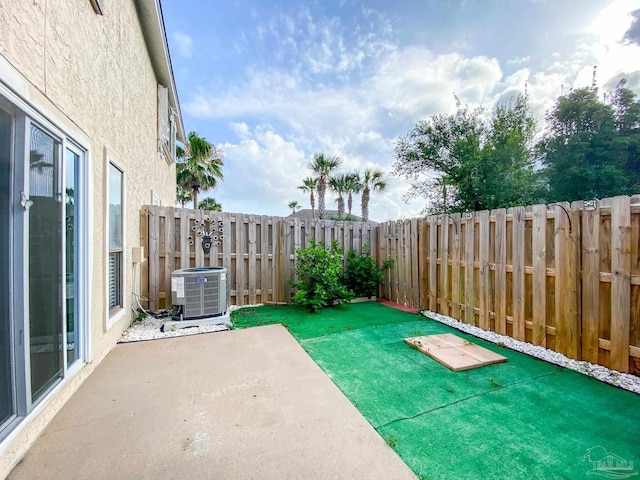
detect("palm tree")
(177, 184), (193, 207)
(198, 197), (222, 211)
(308, 153), (341, 219)
(329, 173), (348, 218)
(361, 168), (387, 222)
(298, 177), (318, 218)
(176, 131), (224, 209)
(287, 200), (302, 215)
(345, 172), (361, 216)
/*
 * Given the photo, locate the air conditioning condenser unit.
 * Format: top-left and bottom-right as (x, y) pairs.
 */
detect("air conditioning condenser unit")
(161, 267), (230, 331)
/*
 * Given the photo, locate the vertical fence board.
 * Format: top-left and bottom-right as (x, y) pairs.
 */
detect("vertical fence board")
(464, 215), (475, 324)
(478, 211), (490, 330)
(418, 219), (428, 308)
(222, 212), (232, 302)
(260, 216), (270, 303)
(248, 215), (257, 305)
(450, 214), (461, 319)
(440, 215), (450, 315)
(164, 207), (175, 302)
(379, 223), (388, 299)
(512, 207), (526, 341)
(148, 206), (160, 311)
(235, 214), (246, 305)
(428, 216), (438, 311)
(274, 219), (285, 302)
(610, 196), (631, 372)
(410, 218), (419, 308)
(494, 209), (507, 335)
(554, 202), (580, 358)
(581, 206), (600, 363)
(179, 209), (190, 269)
(194, 208), (205, 268)
(532, 204), (547, 346)
(140, 207), (150, 308)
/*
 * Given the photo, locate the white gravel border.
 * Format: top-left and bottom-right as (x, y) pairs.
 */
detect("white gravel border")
(421, 309), (640, 395)
(119, 304), (264, 343)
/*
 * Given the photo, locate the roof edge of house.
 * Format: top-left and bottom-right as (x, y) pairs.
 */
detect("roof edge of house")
(135, 0), (186, 143)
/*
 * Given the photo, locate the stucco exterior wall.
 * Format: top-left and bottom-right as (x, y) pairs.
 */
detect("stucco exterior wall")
(0, 0), (178, 476)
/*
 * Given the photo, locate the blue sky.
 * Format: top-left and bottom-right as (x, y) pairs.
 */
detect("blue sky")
(162, 0), (640, 221)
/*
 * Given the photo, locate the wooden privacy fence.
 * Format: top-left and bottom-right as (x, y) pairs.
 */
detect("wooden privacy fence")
(141, 206), (377, 309)
(378, 195), (640, 374)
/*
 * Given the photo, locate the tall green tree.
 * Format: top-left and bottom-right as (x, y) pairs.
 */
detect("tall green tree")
(308, 153), (341, 219)
(611, 80), (640, 193)
(537, 87), (628, 202)
(345, 172), (361, 216)
(480, 95), (542, 209)
(177, 184), (193, 208)
(176, 131), (224, 209)
(393, 96), (540, 213)
(361, 168), (387, 222)
(198, 197), (222, 211)
(329, 173), (349, 217)
(287, 200), (302, 214)
(298, 177), (318, 218)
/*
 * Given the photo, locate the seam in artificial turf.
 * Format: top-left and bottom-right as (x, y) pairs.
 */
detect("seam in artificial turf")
(373, 370), (560, 430)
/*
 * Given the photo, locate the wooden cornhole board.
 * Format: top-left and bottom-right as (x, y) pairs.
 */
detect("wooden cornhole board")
(404, 333), (507, 371)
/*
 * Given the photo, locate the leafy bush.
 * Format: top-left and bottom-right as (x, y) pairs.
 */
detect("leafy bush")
(344, 246), (392, 298)
(292, 240), (353, 311)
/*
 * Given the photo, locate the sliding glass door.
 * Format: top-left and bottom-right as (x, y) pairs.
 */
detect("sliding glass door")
(28, 124), (64, 402)
(0, 107), (14, 427)
(0, 92), (86, 440)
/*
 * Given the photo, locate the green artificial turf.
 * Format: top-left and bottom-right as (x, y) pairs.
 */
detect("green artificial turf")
(231, 301), (414, 340)
(231, 303), (640, 480)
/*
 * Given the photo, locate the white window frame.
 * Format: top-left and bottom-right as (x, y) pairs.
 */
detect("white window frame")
(105, 157), (126, 329)
(157, 85), (176, 164)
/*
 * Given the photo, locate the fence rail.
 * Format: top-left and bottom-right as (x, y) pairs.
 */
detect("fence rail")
(141, 206), (376, 309)
(378, 195), (640, 374)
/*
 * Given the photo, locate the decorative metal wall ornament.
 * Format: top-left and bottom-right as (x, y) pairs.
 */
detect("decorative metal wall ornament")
(187, 217), (224, 253)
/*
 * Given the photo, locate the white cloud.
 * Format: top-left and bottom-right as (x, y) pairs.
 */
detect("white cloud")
(183, 0), (640, 219)
(172, 32), (193, 58)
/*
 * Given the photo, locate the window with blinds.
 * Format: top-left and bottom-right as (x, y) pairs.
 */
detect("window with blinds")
(108, 163), (123, 313)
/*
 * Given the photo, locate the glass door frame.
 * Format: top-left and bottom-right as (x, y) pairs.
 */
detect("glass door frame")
(0, 84), (89, 442)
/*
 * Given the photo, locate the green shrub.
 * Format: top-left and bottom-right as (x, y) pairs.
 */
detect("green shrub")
(292, 239), (353, 311)
(344, 246), (393, 298)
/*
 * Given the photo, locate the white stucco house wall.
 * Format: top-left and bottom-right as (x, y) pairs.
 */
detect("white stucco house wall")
(0, 0), (185, 475)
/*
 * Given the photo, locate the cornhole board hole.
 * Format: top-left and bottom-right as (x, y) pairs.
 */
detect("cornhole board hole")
(404, 333), (507, 371)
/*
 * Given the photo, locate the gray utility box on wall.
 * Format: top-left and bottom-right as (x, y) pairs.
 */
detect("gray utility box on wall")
(169, 267), (229, 327)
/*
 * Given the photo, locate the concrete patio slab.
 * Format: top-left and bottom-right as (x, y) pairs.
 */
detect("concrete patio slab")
(8, 325), (416, 480)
